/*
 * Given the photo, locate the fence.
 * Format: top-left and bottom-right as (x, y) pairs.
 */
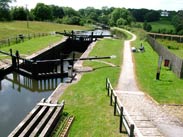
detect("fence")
(0, 32), (54, 48)
(148, 32), (183, 43)
(105, 78), (135, 137)
(147, 35), (183, 78)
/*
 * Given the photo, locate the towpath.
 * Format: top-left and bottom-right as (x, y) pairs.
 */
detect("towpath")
(116, 29), (183, 137)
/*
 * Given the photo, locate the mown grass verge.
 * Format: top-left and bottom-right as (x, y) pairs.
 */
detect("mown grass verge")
(132, 28), (183, 104)
(0, 35), (63, 58)
(54, 38), (126, 137)
(149, 19), (176, 33)
(0, 21), (91, 40)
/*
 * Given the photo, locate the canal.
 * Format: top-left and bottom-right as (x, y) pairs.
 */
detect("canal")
(0, 29), (111, 136)
(0, 73), (64, 136)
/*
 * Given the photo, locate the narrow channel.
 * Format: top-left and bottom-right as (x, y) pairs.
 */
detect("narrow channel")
(0, 29), (111, 136)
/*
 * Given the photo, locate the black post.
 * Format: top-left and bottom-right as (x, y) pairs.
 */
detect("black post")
(110, 89), (113, 106)
(8, 38), (10, 46)
(10, 49), (12, 56)
(119, 106), (123, 133)
(32, 62), (38, 78)
(15, 50), (19, 70)
(72, 52), (75, 69)
(114, 96), (117, 116)
(71, 30), (74, 40)
(91, 32), (93, 42)
(156, 56), (163, 80)
(130, 124), (135, 137)
(60, 54), (64, 75)
(106, 78), (108, 90)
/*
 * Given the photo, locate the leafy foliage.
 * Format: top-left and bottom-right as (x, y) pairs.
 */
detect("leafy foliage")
(33, 3), (52, 21)
(172, 10), (183, 34)
(11, 7), (27, 20)
(143, 21), (152, 32)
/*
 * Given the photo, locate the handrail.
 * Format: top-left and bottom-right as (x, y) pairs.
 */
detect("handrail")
(106, 78), (143, 137)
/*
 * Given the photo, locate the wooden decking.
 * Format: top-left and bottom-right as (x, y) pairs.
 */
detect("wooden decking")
(8, 99), (65, 137)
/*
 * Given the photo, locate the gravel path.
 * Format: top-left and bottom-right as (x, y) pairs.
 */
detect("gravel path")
(116, 30), (183, 137)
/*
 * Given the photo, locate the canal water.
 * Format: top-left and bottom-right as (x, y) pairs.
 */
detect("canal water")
(0, 29), (111, 136)
(0, 73), (64, 136)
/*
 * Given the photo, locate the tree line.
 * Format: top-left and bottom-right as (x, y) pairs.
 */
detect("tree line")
(0, 0), (183, 34)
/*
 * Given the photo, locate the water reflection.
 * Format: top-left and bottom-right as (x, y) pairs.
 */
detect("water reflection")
(0, 73), (62, 137)
(3, 72), (64, 92)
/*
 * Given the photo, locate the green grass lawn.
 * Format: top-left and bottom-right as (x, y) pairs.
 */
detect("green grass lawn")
(132, 28), (183, 104)
(0, 35), (63, 58)
(149, 19), (175, 33)
(0, 21), (91, 40)
(56, 38), (126, 137)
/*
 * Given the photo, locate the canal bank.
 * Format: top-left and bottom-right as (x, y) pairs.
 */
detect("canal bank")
(3, 29), (111, 136)
(1, 34), (92, 136)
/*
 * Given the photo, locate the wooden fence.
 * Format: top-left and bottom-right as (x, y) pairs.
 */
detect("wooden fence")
(0, 32), (54, 48)
(106, 78), (135, 136)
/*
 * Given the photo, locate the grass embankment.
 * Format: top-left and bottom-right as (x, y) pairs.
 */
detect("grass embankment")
(0, 35), (63, 58)
(0, 21), (91, 40)
(132, 28), (183, 104)
(111, 27), (133, 40)
(56, 38), (126, 137)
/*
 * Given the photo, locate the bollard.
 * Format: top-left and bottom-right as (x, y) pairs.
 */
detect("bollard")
(129, 124), (135, 137)
(68, 65), (73, 77)
(119, 106), (123, 133)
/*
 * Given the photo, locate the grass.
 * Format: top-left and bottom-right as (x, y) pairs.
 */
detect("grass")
(149, 19), (175, 33)
(132, 28), (183, 104)
(111, 27), (133, 40)
(0, 21), (91, 40)
(55, 38), (126, 137)
(156, 38), (183, 59)
(0, 35), (63, 58)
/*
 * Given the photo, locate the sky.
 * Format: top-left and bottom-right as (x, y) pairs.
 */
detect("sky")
(10, 0), (183, 11)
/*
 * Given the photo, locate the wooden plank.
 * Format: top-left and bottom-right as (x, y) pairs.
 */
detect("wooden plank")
(19, 106), (48, 137)
(37, 102), (64, 107)
(29, 107), (56, 137)
(39, 104), (64, 137)
(8, 98), (45, 137)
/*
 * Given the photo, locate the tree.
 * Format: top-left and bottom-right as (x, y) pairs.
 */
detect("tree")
(0, 0), (15, 21)
(130, 8), (149, 22)
(144, 10), (160, 22)
(11, 7), (27, 20)
(50, 5), (64, 19)
(117, 18), (127, 26)
(33, 3), (52, 21)
(63, 7), (78, 17)
(172, 10), (183, 34)
(143, 21), (152, 32)
(109, 8), (133, 26)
